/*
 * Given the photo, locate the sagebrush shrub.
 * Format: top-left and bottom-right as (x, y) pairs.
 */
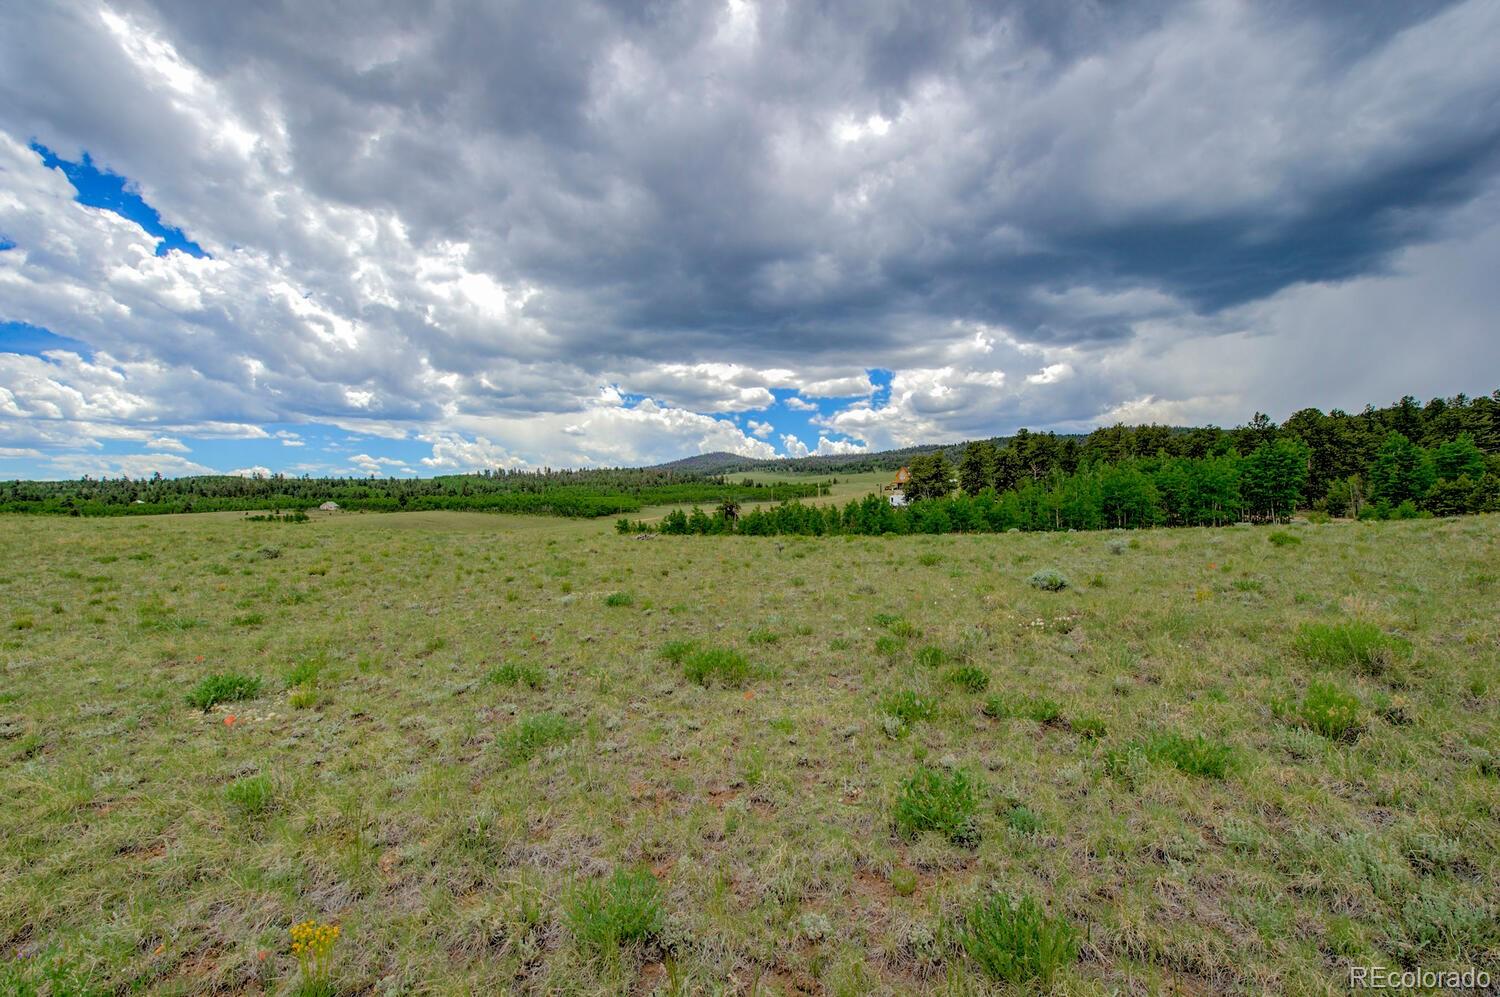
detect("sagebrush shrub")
(682, 647), (753, 687)
(1027, 569), (1070, 592)
(892, 766), (979, 846)
(1106, 537), (1128, 555)
(917, 552), (943, 567)
(187, 672), (262, 711)
(960, 894), (1078, 986)
(564, 868), (664, 950)
(499, 713), (575, 763)
(1293, 622), (1412, 674)
(1005, 804), (1044, 836)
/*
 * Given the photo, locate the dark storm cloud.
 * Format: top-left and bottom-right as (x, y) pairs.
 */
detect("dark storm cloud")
(2, 0), (1499, 469)
(113, 0), (1499, 358)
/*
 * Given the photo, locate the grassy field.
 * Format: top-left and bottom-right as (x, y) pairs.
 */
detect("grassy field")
(1, 511), (1497, 994)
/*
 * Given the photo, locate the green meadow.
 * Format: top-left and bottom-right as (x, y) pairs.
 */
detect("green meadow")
(1, 509), (1496, 994)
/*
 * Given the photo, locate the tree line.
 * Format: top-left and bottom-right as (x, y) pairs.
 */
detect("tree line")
(0, 469), (825, 518)
(631, 390), (1500, 536)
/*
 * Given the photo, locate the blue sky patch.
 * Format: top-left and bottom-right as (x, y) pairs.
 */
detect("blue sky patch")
(31, 143), (207, 258)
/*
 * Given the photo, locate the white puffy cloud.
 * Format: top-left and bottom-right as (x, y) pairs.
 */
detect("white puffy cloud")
(0, 1), (1496, 476)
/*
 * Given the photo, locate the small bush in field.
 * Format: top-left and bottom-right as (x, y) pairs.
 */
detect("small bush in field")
(1293, 622), (1411, 674)
(225, 774), (275, 814)
(914, 644), (950, 668)
(486, 663), (544, 689)
(946, 666), (990, 692)
(564, 868), (663, 951)
(1142, 731), (1234, 779)
(1005, 804), (1044, 836)
(683, 647), (753, 687)
(874, 634), (905, 657)
(879, 690), (938, 728)
(984, 694), (1062, 725)
(1071, 715), (1107, 740)
(917, 552), (943, 567)
(1106, 537), (1128, 555)
(960, 894), (1078, 986)
(892, 766), (979, 846)
(499, 713), (575, 764)
(1268, 530), (1302, 547)
(1027, 569), (1070, 592)
(1293, 681), (1364, 741)
(187, 673), (262, 711)
(657, 640), (696, 664)
(604, 591), (635, 607)
(284, 653), (328, 689)
(746, 628), (780, 645)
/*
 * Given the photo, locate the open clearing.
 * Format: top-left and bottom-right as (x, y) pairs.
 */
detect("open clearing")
(1, 512), (1497, 994)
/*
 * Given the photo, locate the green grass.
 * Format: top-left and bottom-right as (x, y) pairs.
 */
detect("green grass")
(497, 712), (575, 764)
(1293, 620), (1413, 674)
(681, 646), (753, 687)
(960, 893), (1078, 986)
(185, 672), (263, 711)
(892, 766), (979, 846)
(224, 774), (275, 815)
(1, 511), (1496, 993)
(563, 868), (664, 951)
(484, 662), (545, 688)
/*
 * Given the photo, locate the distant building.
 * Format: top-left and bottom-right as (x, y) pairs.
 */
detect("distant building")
(318, 501), (340, 512)
(883, 467), (911, 507)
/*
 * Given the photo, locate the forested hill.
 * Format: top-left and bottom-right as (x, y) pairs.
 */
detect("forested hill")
(658, 390), (1500, 483)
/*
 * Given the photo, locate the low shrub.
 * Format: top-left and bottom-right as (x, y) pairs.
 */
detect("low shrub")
(1293, 622), (1412, 675)
(1071, 715), (1108, 740)
(945, 666), (990, 692)
(984, 694), (1062, 725)
(892, 766), (979, 846)
(603, 591), (635, 607)
(879, 690), (938, 728)
(1106, 537), (1128, 555)
(914, 644), (951, 668)
(1143, 731), (1234, 779)
(1005, 804), (1044, 836)
(564, 868), (664, 951)
(1027, 569), (1070, 592)
(1294, 681), (1364, 742)
(746, 628), (780, 645)
(284, 654), (328, 689)
(187, 672), (262, 711)
(225, 774), (275, 814)
(498, 713), (576, 764)
(683, 647), (753, 687)
(657, 640), (696, 664)
(485, 663), (544, 689)
(1268, 530), (1302, 547)
(960, 894), (1078, 987)
(874, 634), (905, 657)
(917, 552), (943, 567)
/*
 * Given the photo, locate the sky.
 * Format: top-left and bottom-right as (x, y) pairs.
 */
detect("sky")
(1, 1), (1498, 479)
